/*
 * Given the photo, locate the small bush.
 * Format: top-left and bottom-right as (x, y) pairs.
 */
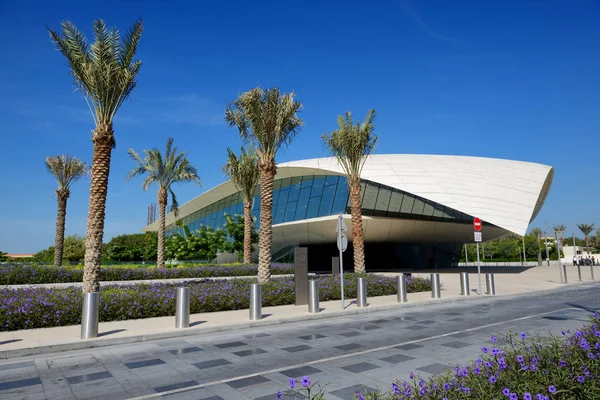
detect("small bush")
(0, 274), (432, 331)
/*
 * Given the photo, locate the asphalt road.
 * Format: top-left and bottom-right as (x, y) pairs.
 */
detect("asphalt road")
(1, 283), (599, 400)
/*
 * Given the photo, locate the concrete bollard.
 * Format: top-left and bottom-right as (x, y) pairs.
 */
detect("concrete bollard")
(249, 283), (262, 320)
(397, 275), (407, 303)
(356, 277), (368, 307)
(175, 287), (190, 329)
(431, 274), (441, 299)
(460, 272), (470, 296)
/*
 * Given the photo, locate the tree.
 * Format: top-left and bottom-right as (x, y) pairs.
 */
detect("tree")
(45, 155), (87, 267)
(224, 214), (258, 262)
(576, 223), (595, 254)
(33, 246), (55, 263)
(0, 251), (8, 262)
(127, 138), (201, 268)
(322, 110), (378, 274)
(223, 147), (260, 264)
(63, 235), (86, 262)
(165, 224), (229, 261)
(225, 87), (303, 283)
(49, 19), (144, 293)
(104, 232), (158, 262)
(552, 224), (567, 249)
(528, 227), (543, 264)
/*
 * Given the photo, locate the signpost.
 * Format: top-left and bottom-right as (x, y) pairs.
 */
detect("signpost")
(473, 218), (482, 295)
(336, 214), (348, 309)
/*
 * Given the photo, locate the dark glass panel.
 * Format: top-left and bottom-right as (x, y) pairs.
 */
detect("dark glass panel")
(422, 201), (435, 219)
(411, 197), (425, 215)
(310, 176), (325, 197)
(387, 191), (403, 214)
(400, 194), (414, 215)
(288, 177), (301, 202)
(273, 179), (282, 191)
(325, 175), (339, 186)
(306, 196), (321, 219)
(362, 182), (379, 210)
(274, 188), (289, 224)
(332, 181), (349, 214)
(318, 185), (336, 217)
(296, 186), (311, 220)
(375, 187), (392, 212)
(301, 176), (314, 188)
(433, 203), (445, 218)
(279, 177), (291, 189)
(284, 201), (297, 222)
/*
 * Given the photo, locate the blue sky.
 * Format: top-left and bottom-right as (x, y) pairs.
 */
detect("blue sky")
(0, 0), (598, 253)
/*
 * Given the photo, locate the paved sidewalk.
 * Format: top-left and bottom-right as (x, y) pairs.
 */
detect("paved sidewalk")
(0, 265), (595, 359)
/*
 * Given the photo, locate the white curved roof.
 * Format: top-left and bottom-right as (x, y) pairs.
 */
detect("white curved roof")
(277, 155), (553, 236)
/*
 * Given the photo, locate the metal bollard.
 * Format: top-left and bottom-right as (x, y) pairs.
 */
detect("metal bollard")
(563, 265), (568, 283)
(175, 287), (190, 329)
(308, 278), (319, 313)
(431, 274), (441, 299)
(397, 275), (407, 303)
(591, 265), (595, 280)
(460, 272), (470, 296)
(577, 265), (582, 282)
(249, 283), (262, 320)
(485, 273), (496, 295)
(356, 277), (368, 307)
(81, 292), (99, 339)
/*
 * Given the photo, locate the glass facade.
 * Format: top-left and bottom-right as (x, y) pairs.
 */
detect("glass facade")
(167, 174), (473, 236)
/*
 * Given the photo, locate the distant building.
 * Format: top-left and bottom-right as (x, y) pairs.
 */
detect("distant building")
(6, 253), (34, 259)
(143, 155), (553, 272)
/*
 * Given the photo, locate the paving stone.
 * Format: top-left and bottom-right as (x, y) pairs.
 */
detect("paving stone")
(334, 343), (363, 351)
(214, 341), (247, 349)
(330, 384), (376, 399)
(233, 348), (268, 357)
(417, 363), (453, 375)
(362, 325), (382, 331)
(244, 333), (271, 339)
(441, 341), (470, 349)
(370, 319), (391, 324)
(298, 334), (326, 340)
(448, 332), (474, 338)
(226, 375), (270, 389)
(0, 377), (42, 391)
(395, 343), (423, 351)
(337, 331), (364, 338)
(154, 380), (199, 393)
(379, 353), (415, 364)
(405, 325), (427, 330)
(66, 371), (113, 385)
(193, 359), (232, 370)
(282, 345), (312, 353)
(280, 366), (322, 378)
(125, 359), (166, 369)
(341, 362), (380, 373)
(168, 347), (203, 355)
(0, 361), (35, 371)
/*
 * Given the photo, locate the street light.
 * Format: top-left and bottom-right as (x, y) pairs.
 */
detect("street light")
(555, 229), (566, 283)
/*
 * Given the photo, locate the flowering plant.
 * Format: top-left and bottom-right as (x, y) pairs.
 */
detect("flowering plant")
(278, 375), (328, 399)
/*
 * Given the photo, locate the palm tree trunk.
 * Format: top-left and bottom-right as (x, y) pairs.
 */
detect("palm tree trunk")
(157, 189), (167, 269)
(53, 192), (69, 267)
(349, 181), (366, 274)
(243, 201), (253, 264)
(586, 235), (589, 255)
(82, 124), (114, 293)
(257, 160), (276, 283)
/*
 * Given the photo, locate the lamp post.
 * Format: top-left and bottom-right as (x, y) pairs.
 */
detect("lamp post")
(544, 232), (550, 266)
(522, 235), (526, 265)
(537, 233), (542, 266)
(555, 229), (566, 283)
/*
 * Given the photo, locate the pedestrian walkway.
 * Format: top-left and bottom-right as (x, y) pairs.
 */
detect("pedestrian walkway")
(0, 265), (595, 359)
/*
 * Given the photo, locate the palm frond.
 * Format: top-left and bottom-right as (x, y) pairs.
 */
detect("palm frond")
(45, 154), (88, 194)
(223, 146), (260, 205)
(322, 109), (378, 185)
(225, 87), (303, 163)
(577, 223), (595, 236)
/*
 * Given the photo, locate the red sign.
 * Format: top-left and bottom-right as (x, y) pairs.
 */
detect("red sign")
(473, 217), (482, 232)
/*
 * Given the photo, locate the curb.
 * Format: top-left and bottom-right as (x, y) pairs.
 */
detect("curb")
(1, 281), (597, 360)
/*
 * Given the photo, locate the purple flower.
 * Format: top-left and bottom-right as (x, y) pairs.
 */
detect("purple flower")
(489, 375), (497, 384)
(548, 385), (556, 393)
(491, 335), (498, 343)
(577, 376), (585, 383)
(517, 355), (524, 362)
(300, 376), (310, 387)
(409, 372), (414, 379)
(289, 378), (295, 389)
(277, 390), (282, 399)
(520, 332), (527, 339)
(482, 346), (489, 353)
(503, 388), (510, 396)
(509, 393), (518, 400)
(491, 348), (501, 356)
(523, 393), (532, 400)
(355, 390), (364, 400)
(559, 360), (567, 367)
(392, 383), (400, 394)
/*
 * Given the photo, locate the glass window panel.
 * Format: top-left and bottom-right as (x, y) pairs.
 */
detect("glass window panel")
(442, 207), (455, 219)
(325, 175), (339, 186)
(279, 177), (291, 189)
(272, 190), (280, 209)
(411, 197), (425, 215)
(422, 201), (435, 217)
(362, 182), (379, 210)
(288, 179), (301, 203)
(400, 194), (414, 214)
(359, 181), (367, 204)
(310, 176), (325, 197)
(284, 201), (297, 222)
(375, 187), (392, 211)
(273, 179), (282, 191)
(318, 185), (336, 217)
(388, 191), (403, 214)
(236, 200), (243, 214)
(274, 188), (289, 224)
(301, 176), (313, 188)
(295, 186), (311, 220)
(254, 185), (260, 196)
(332, 181), (349, 214)
(306, 196), (321, 219)
(433, 203), (445, 218)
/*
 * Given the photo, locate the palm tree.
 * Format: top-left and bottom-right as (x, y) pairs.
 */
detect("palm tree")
(127, 138), (201, 269)
(322, 110), (378, 274)
(49, 19), (143, 293)
(45, 155), (88, 267)
(577, 223), (595, 254)
(529, 227), (543, 265)
(223, 146), (260, 264)
(225, 87), (303, 283)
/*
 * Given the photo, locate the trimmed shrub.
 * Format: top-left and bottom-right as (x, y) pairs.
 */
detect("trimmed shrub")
(0, 274), (432, 331)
